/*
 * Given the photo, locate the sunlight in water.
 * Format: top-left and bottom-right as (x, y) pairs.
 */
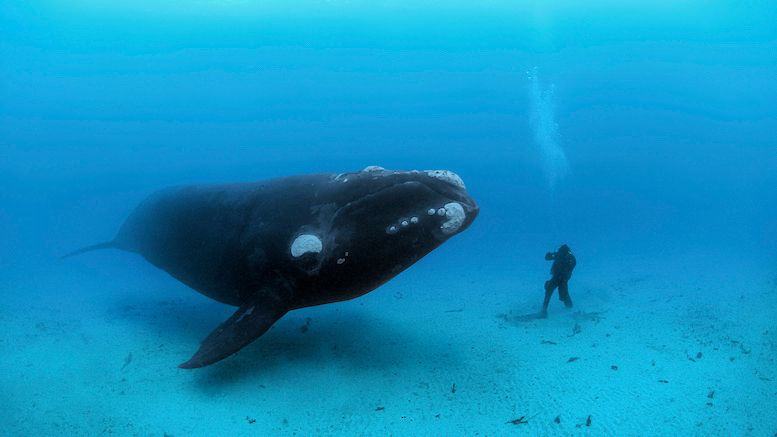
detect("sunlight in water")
(528, 67), (569, 189)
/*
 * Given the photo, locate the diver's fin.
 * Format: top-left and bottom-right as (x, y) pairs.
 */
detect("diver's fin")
(179, 298), (288, 369)
(60, 241), (116, 259)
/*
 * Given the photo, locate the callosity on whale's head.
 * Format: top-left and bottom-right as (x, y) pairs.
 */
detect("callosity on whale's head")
(290, 166), (479, 304)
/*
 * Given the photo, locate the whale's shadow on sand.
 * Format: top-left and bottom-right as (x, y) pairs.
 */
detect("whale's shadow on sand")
(110, 292), (462, 388)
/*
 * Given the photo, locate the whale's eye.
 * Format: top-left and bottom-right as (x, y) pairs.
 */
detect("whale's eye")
(291, 234), (323, 257)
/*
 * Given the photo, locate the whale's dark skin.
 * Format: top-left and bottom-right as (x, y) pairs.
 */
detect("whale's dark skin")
(65, 167), (479, 368)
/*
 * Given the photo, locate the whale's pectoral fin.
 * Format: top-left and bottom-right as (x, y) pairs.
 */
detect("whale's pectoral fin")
(179, 299), (288, 369)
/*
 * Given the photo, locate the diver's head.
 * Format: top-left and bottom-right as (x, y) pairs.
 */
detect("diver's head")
(558, 244), (570, 254)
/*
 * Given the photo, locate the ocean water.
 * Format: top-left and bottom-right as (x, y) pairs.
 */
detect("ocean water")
(2, 1), (776, 435)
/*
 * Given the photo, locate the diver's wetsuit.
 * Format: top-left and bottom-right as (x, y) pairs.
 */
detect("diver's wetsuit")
(541, 244), (576, 317)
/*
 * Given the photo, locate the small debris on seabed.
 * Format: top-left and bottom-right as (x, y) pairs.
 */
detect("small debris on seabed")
(575, 415), (593, 428)
(658, 379), (669, 384)
(688, 350), (704, 362)
(541, 339), (557, 345)
(707, 390), (715, 399)
(451, 383), (456, 394)
(444, 308), (464, 313)
(611, 365), (618, 371)
(506, 416), (528, 425)
(567, 357), (580, 363)
(554, 415), (561, 424)
(121, 352), (133, 370)
(300, 317), (312, 333)
(246, 416), (256, 424)
(375, 406), (385, 411)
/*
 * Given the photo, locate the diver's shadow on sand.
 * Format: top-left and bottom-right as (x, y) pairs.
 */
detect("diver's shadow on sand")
(499, 311), (545, 323)
(109, 294), (460, 388)
(498, 304), (608, 328)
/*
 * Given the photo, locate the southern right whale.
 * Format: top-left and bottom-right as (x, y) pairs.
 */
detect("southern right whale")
(64, 166), (479, 368)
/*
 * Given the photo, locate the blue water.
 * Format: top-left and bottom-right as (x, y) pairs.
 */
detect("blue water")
(2, 1), (777, 435)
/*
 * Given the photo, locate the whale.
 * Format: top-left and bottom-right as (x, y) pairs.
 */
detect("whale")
(64, 166), (479, 368)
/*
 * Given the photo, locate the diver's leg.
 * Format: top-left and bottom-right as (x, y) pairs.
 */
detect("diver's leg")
(559, 280), (573, 308)
(540, 279), (556, 317)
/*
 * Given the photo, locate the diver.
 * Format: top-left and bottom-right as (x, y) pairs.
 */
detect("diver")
(539, 244), (576, 318)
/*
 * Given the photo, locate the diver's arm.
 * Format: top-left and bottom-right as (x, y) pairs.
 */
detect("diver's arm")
(545, 252), (556, 261)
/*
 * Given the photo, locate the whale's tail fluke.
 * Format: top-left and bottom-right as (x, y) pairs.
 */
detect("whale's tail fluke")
(61, 241), (116, 259)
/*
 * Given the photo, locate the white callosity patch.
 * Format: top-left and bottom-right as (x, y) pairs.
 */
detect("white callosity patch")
(290, 234), (323, 257)
(440, 202), (466, 235)
(235, 306), (255, 323)
(336, 251), (349, 265)
(427, 208), (436, 216)
(362, 165), (386, 173)
(387, 214), (423, 235)
(425, 170), (466, 189)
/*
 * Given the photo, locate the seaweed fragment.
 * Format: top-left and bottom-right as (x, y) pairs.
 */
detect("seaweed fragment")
(506, 416), (528, 425)
(121, 352), (133, 370)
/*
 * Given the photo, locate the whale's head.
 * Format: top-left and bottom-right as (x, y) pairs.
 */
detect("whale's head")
(296, 166), (478, 301)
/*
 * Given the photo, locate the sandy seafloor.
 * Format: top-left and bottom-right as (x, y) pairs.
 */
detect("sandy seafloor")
(2, 244), (775, 437)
